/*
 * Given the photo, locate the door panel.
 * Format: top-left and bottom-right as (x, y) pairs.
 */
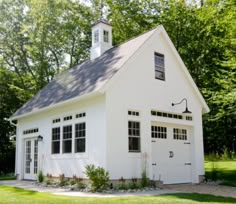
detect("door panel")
(24, 138), (38, 180)
(151, 123), (192, 184)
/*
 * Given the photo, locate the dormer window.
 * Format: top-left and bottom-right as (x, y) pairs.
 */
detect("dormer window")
(154, 53), (165, 81)
(103, 30), (109, 43)
(94, 30), (99, 44)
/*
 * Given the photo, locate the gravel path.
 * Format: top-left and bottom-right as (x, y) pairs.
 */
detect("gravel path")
(164, 183), (236, 198)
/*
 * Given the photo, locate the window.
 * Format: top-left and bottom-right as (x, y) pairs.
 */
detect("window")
(64, 115), (72, 121)
(173, 128), (187, 140)
(63, 125), (72, 153)
(151, 126), (167, 139)
(151, 110), (183, 120)
(186, 116), (193, 121)
(154, 53), (165, 80)
(76, 112), (86, 118)
(128, 121), (140, 152)
(52, 127), (60, 154)
(94, 30), (99, 44)
(23, 128), (38, 135)
(103, 30), (109, 43)
(75, 123), (86, 153)
(128, 110), (139, 116)
(53, 118), (60, 124)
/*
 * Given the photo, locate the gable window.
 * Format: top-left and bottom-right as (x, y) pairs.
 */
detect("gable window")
(52, 127), (60, 154)
(154, 53), (165, 80)
(75, 123), (86, 153)
(128, 121), (141, 152)
(94, 30), (99, 44)
(103, 30), (109, 43)
(63, 125), (72, 153)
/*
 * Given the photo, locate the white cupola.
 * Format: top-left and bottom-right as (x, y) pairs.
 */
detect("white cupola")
(90, 19), (113, 60)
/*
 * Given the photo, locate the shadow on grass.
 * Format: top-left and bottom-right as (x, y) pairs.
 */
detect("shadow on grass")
(158, 193), (236, 203)
(205, 169), (236, 186)
(0, 186), (38, 196)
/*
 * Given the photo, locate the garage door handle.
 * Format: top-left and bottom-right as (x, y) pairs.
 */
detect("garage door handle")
(152, 140), (156, 143)
(184, 142), (191, 144)
(185, 163), (191, 165)
(152, 163), (157, 166)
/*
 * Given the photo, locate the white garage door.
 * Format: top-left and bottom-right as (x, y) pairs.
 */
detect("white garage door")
(151, 123), (192, 184)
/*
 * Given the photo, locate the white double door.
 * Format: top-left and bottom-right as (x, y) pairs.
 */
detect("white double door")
(24, 138), (38, 180)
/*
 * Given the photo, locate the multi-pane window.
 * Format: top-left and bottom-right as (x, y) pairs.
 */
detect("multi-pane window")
(94, 30), (99, 44)
(103, 30), (109, 43)
(34, 140), (38, 174)
(64, 115), (72, 121)
(154, 53), (165, 80)
(63, 125), (72, 153)
(128, 121), (141, 152)
(128, 111), (139, 116)
(52, 127), (60, 154)
(53, 118), (60, 123)
(23, 128), (38, 135)
(76, 112), (86, 118)
(75, 123), (86, 153)
(151, 126), (167, 139)
(173, 128), (187, 140)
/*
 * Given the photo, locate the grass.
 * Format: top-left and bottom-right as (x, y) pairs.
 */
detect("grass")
(0, 186), (236, 204)
(205, 160), (236, 186)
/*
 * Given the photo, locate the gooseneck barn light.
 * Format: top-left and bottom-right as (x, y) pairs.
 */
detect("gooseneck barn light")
(172, 98), (192, 114)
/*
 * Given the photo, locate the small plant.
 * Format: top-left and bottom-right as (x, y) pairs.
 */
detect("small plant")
(37, 170), (44, 183)
(46, 179), (52, 185)
(141, 170), (149, 187)
(59, 174), (68, 187)
(85, 164), (109, 191)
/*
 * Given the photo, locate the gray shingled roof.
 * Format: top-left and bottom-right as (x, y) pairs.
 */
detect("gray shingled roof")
(12, 27), (157, 118)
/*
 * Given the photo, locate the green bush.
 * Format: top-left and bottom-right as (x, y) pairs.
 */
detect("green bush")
(85, 165), (109, 191)
(38, 171), (44, 183)
(141, 170), (149, 187)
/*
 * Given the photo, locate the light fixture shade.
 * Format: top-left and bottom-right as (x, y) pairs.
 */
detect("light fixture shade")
(37, 135), (43, 141)
(183, 107), (192, 114)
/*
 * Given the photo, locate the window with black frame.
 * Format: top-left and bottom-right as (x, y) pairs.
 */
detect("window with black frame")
(52, 127), (60, 154)
(63, 125), (72, 153)
(75, 122), (86, 153)
(154, 53), (165, 80)
(128, 121), (141, 152)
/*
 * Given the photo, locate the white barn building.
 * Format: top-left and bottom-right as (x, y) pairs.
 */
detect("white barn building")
(11, 20), (209, 184)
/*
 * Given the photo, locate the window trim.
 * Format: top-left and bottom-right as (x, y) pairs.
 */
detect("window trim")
(154, 52), (165, 81)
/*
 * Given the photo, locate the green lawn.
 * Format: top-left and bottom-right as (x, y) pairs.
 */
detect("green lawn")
(0, 186), (236, 204)
(205, 160), (236, 186)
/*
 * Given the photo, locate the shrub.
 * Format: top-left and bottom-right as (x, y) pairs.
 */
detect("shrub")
(38, 170), (44, 183)
(141, 170), (149, 187)
(85, 164), (109, 191)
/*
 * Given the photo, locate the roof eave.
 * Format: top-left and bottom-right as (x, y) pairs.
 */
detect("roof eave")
(10, 91), (102, 120)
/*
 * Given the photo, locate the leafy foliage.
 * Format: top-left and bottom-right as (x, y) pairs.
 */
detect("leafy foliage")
(85, 165), (109, 191)
(0, 0), (235, 172)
